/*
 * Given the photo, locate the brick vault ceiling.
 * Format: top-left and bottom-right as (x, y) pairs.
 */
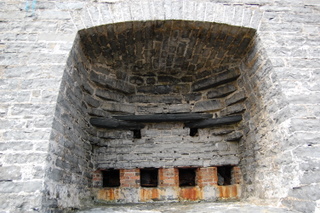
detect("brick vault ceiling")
(79, 20), (256, 77)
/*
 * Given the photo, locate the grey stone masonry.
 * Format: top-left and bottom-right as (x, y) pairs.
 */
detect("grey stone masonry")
(0, 0), (320, 213)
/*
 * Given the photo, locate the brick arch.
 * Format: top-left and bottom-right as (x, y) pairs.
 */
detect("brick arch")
(70, 1), (264, 31)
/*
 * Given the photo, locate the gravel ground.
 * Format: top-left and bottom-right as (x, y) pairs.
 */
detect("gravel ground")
(76, 201), (299, 213)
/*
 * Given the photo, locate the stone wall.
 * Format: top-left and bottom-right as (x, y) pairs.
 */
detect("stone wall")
(81, 21), (250, 170)
(0, 1), (319, 213)
(42, 36), (94, 212)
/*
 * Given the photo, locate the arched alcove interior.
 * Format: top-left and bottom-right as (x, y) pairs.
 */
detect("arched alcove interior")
(45, 20), (280, 210)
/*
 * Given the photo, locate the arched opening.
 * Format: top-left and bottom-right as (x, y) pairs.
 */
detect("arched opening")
(44, 20), (278, 210)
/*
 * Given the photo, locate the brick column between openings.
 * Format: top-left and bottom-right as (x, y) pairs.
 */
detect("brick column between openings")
(198, 167), (218, 187)
(159, 168), (178, 187)
(120, 169), (140, 187)
(92, 170), (103, 188)
(232, 166), (241, 184)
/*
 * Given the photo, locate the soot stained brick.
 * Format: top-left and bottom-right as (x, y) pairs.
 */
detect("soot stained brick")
(192, 69), (240, 91)
(207, 84), (237, 99)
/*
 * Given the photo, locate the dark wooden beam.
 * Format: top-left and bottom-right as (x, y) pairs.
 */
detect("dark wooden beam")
(90, 118), (145, 130)
(113, 113), (212, 122)
(184, 115), (242, 128)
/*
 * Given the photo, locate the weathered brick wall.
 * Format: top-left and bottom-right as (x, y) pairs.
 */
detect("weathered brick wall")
(79, 20), (249, 171)
(0, 0), (319, 213)
(93, 166), (239, 202)
(42, 36), (94, 212)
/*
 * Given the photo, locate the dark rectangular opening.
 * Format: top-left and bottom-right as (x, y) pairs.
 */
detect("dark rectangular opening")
(102, 169), (120, 187)
(217, 166), (232, 186)
(179, 168), (196, 187)
(189, 128), (198, 137)
(133, 129), (141, 139)
(140, 168), (158, 187)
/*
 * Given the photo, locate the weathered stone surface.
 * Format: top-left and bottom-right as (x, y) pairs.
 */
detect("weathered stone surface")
(90, 71), (135, 94)
(207, 84), (237, 99)
(83, 94), (100, 108)
(225, 91), (246, 106)
(146, 77), (156, 85)
(282, 198), (316, 213)
(101, 102), (135, 114)
(185, 93), (202, 102)
(128, 95), (182, 104)
(1, 1), (319, 213)
(0, 166), (21, 181)
(226, 131), (243, 141)
(95, 88), (127, 102)
(193, 100), (222, 112)
(76, 201), (300, 212)
(211, 129), (234, 136)
(289, 185), (320, 201)
(130, 76), (144, 85)
(137, 85), (172, 94)
(166, 104), (191, 113)
(0, 142), (33, 151)
(221, 103), (246, 116)
(4, 153), (47, 164)
(0, 181), (43, 193)
(192, 69), (240, 91)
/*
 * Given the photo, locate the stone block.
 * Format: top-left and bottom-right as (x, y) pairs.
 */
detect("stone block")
(207, 84), (237, 99)
(101, 102), (135, 114)
(39, 10), (71, 20)
(3, 129), (51, 141)
(185, 93), (202, 102)
(1, 192), (42, 212)
(0, 166), (21, 181)
(129, 76), (144, 85)
(226, 131), (243, 142)
(0, 91), (31, 103)
(300, 169), (320, 185)
(146, 77), (156, 85)
(90, 72), (135, 94)
(0, 104), (8, 116)
(4, 153), (47, 165)
(305, 0), (320, 4)
(202, 186), (218, 201)
(215, 142), (229, 151)
(128, 95), (182, 104)
(211, 128), (234, 136)
(0, 181), (42, 193)
(221, 103), (246, 116)
(11, 104), (55, 117)
(95, 88), (126, 102)
(83, 94), (100, 108)
(166, 104), (191, 113)
(193, 100), (222, 112)
(192, 69), (240, 91)
(225, 91), (246, 106)
(283, 14), (320, 24)
(282, 198), (316, 213)
(0, 141), (33, 152)
(293, 146), (320, 160)
(0, 119), (26, 130)
(136, 104), (167, 114)
(137, 85), (172, 94)
(290, 118), (320, 132)
(158, 76), (180, 83)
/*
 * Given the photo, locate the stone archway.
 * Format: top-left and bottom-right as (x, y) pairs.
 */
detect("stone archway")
(44, 2), (291, 212)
